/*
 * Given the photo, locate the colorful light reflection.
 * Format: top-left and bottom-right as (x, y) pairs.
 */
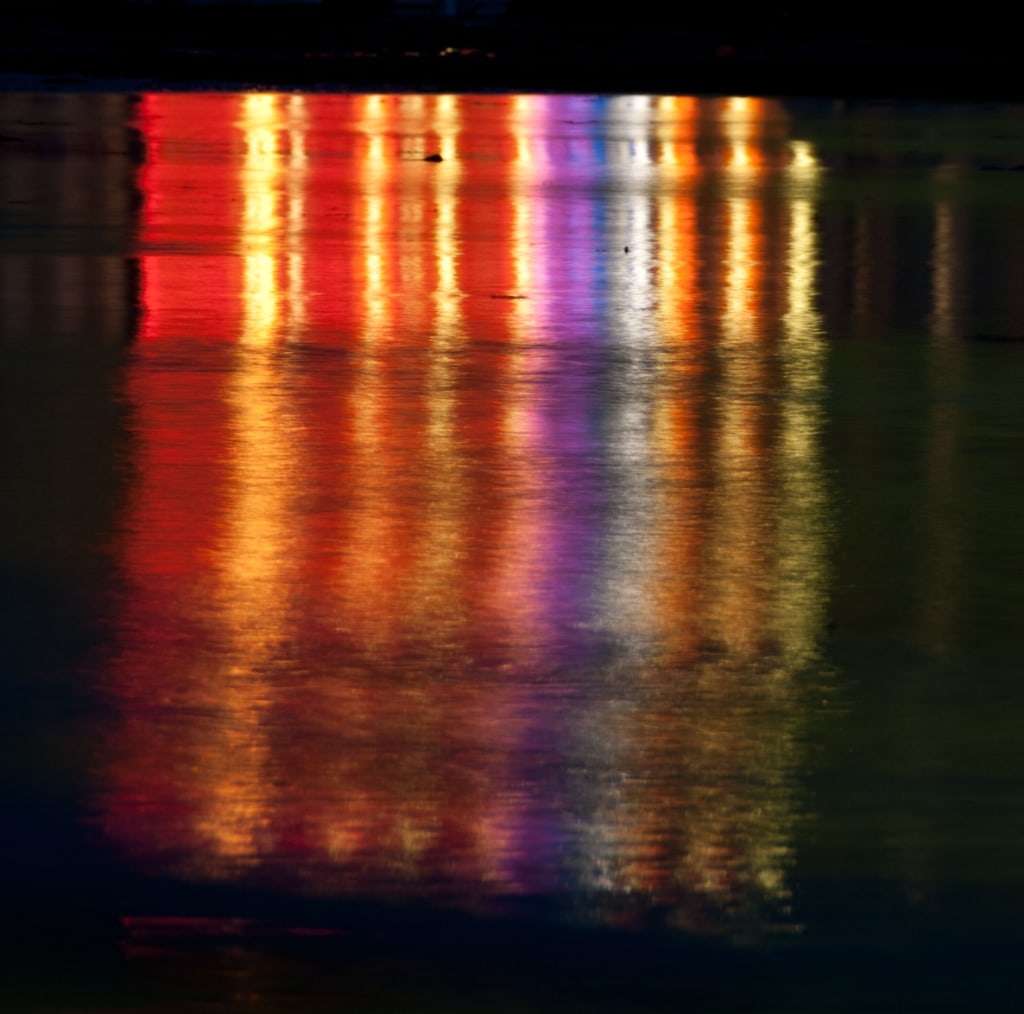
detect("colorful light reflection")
(105, 94), (828, 934)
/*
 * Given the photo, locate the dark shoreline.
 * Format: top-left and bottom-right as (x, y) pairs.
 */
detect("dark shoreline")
(2, 3), (1022, 98)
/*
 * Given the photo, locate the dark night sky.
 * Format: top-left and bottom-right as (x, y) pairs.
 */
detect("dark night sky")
(0, 0), (1015, 98)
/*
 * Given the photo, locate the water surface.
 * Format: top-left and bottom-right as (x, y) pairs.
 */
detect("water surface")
(2, 91), (1023, 1012)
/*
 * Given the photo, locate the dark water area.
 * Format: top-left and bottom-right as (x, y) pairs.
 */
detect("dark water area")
(2, 92), (1024, 1011)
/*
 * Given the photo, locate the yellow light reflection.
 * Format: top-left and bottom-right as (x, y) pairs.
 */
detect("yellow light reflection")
(360, 121), (390, 344)
(722, 97), (767, 180)
(786, 199), (820, 349)
(240, 94), (282, 346)
(778, 147), (828, 667)
(417, 95), (467, 642)
(193, 93), (310, 866)
(789, 139), (819, 176)
(722, 197), (760, 345)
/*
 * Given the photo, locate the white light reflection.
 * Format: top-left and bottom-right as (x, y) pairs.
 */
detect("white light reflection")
(601, 95), (659, 644)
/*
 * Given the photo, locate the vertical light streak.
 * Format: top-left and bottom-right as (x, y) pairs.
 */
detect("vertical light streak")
(710, 99), (774, 659)
(652, 95), (703, 661)
(472, 94), (550, 892)
(712, 190), (765, 657)
(655, 95), (698, 170)
(240, 93), (282, 347)
(419, 94), (467, 643)
(502, 95), (559, 606)
(195, 93), (309, 865)
(930, 200), (956, 342)
(728, 136), (828, 903)
(285, 94), (309, 337)
(430, 94), (464, 351)
(602, 96), (709, 899)
(601, 95), (659, 645)
(361, 129), (390, 346)
(721, 197), (758, 346)
(922, 196), (962, 663)
(341, 96), (399, 654)
(723, 96), (765, 181)
(491, 94), (551, 658)
(778, 143), (827, 669)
